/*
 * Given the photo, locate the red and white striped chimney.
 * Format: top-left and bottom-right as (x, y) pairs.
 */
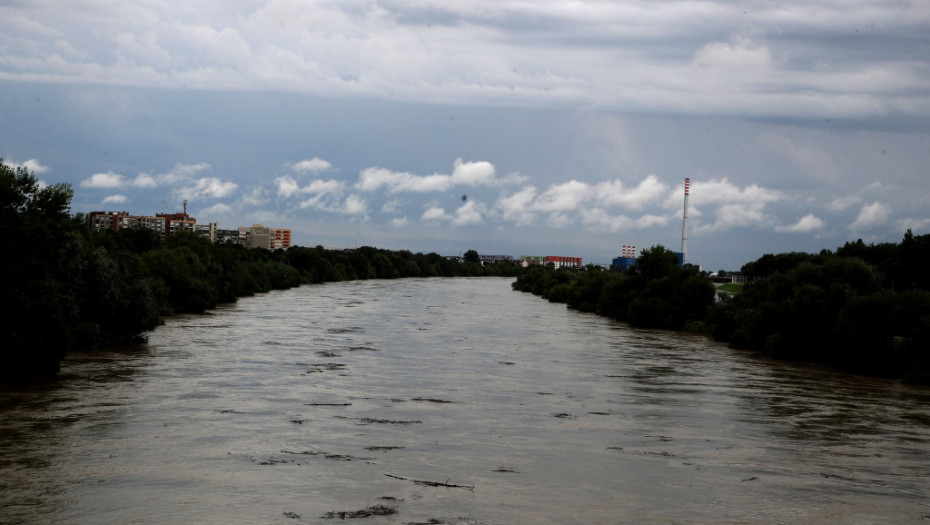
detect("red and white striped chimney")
(681, 178), (690, 265)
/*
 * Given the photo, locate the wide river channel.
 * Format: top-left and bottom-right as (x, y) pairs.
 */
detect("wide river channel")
(2, 277), (929, 524)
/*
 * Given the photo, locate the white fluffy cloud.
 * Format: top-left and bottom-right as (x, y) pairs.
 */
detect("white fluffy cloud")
(419, 200), (486, 226)
(81, 172), (125, 188)
(850, 202), (891, 230)
(12, 159), (50, 174)
(292, 158), (333, 174)
(102, 194), (128, 204)
(776, 213), (826, 233)
(278, 175), (366, 217)
(132, 174), (158, 188)
(79, 162), (232, 203)
(595, 175), (668, 211)
(185, 177), (238, 199)
(357, 159), (499, 194)
(535, 180), (591, 212)
(491, 174), (786, 235)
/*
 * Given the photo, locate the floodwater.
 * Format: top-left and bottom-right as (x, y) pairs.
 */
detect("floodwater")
(1, 277), (928, 524)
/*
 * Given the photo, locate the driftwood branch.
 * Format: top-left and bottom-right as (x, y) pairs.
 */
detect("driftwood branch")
(384, 473), (474, 490)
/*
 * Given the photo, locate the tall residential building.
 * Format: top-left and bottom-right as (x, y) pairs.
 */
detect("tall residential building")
(270, 228), (292, 250)
(195, 222), (217, 242)
(238, 224), (272, 250)
(87, 211), (168, 237)
(161, 212), (196, 236)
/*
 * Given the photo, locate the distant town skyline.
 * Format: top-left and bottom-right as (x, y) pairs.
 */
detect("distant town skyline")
(2, 1), (928, 270)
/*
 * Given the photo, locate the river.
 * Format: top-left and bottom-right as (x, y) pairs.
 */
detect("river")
(1, 277), (928, 524)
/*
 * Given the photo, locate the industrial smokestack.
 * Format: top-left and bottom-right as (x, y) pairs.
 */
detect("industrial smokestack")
(681, 178), (690, 265)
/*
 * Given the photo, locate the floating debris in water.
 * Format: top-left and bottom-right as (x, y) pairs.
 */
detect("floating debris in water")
(356, 417), (422, 425)
(411, 397), (455, 403)
(280, 449), (372, 462)
(385, 473), (473, 490)
(321, 504), (397, 519)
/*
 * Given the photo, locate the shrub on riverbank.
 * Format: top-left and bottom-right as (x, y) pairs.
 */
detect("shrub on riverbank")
(512, 233), (930, 383)
(513, 246), (715, 331)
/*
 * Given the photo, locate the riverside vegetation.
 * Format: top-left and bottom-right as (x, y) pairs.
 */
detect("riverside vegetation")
(513, 236), (930, 383)
(0, 160), (521, 377)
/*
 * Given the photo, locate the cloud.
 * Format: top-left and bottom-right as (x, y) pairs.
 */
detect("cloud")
(595, 174), (667, 211)
(292, 157), (333, 174)
(692, 202), (775, 235)
(453, 200), (484, 226)
(18, 159), (50, 174)
(81, 172), (125, 188)
(498, 186), (538, 227)
(3, 2), (928, 118)
(240, 187), (268, 208)
(381, 198), (403, 214)
(198, 202), (234, 217)
(535, 180), (592, 212)
(850, 202), (891, 230)
(180, 177), (238, 199)
(680, 178), (782, 208)
(896, 217), (930, 232)
(491, 174), (788, 235)
(155, 162), (212, 185)
(341, 194), (368, 216)
(102, 194), (128, 204)
(420, 200), (486, 226)
(422, 205), (451, 222)
(79, 163), (230, 200)
(132, 173), (158, 188)
(292, 179), (347, 209)
(776, 213), (826, 233)
(390, 216), (409, 227)
(578, 206), (675, 233)
(357, 159), (501, 193)
(826, 195), (863, 212)
(275, 175), (301, 198)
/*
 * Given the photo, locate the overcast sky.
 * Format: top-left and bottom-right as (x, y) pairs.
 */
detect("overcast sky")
(2, 1), (929, 270)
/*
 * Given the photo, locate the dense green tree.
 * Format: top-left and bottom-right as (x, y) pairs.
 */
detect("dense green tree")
(1, 159), (78, 374)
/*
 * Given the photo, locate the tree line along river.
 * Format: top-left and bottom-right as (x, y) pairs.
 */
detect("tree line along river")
(1, 277), (928, 524)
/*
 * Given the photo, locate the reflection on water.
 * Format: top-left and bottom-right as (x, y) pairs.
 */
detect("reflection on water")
(1, 277), (928, 524)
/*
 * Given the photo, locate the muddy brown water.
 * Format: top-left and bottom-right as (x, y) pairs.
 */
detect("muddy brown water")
(1, 277), (928, 524)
